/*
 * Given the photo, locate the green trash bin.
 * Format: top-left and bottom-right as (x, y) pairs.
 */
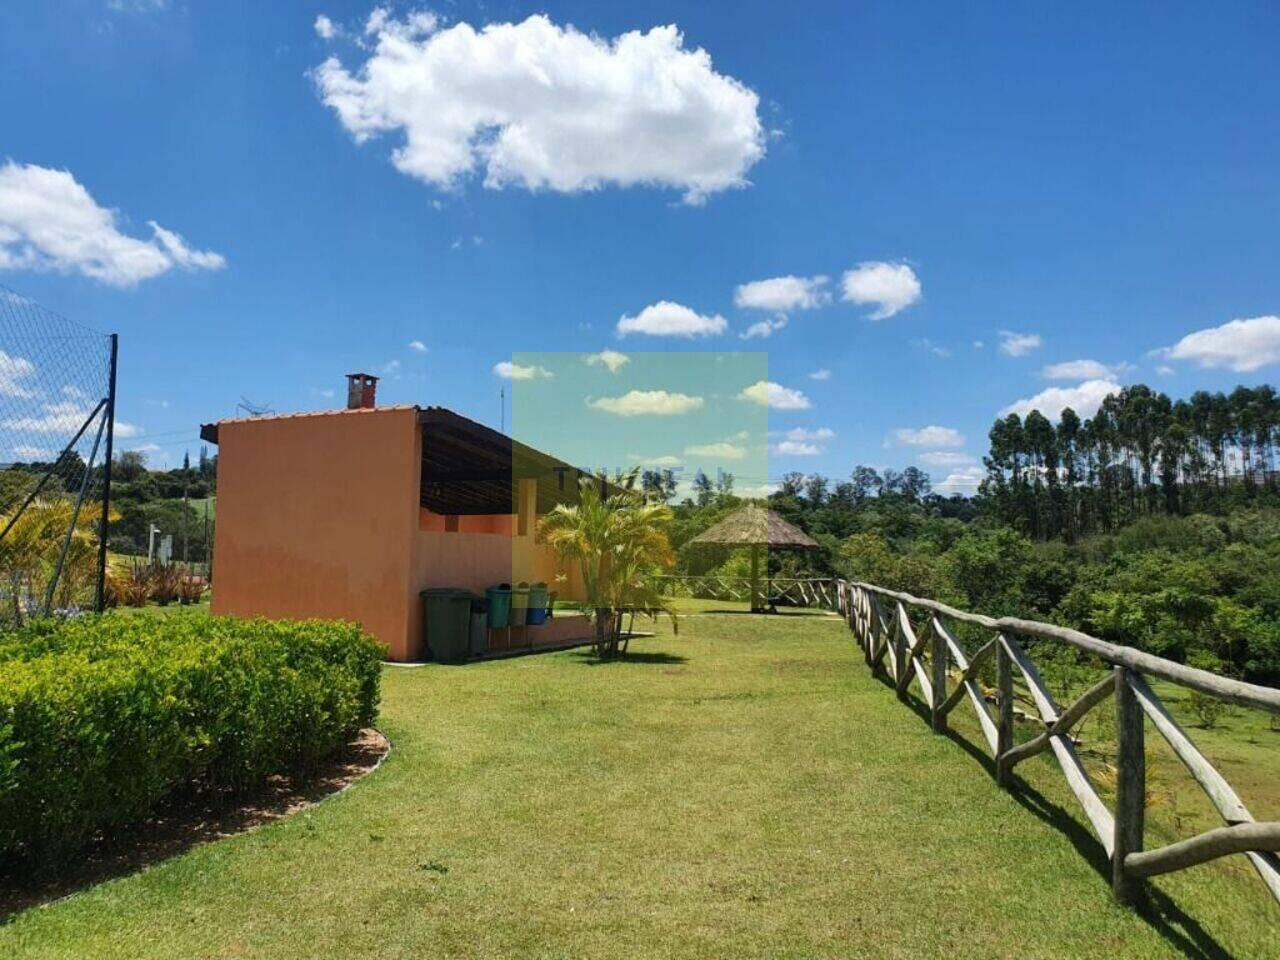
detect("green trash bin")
(510, 581), (530, 626)
(421, 588), (475, 664)
(486, 584), (511, 628)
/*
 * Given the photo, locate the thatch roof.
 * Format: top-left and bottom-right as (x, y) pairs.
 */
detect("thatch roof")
(689, 505), (820, 549)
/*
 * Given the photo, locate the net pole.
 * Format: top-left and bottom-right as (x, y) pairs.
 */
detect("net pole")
(44, 408), (107, 614)
(95, 334), (118, 613)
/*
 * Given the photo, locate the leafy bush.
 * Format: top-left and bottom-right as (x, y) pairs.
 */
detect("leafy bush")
(838, 532), (946, 599)
(177, 576), (205, 604)
(146, 563), (183, 605)
(1186, 652), (1230, 728)
(0, 615), (384, 868)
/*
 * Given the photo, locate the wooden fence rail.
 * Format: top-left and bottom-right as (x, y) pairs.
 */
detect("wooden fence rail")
(836, 579), (1280, 908)
(655, 575), (836, 609)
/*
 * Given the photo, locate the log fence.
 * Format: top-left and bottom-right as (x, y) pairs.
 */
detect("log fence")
(836, 579), (1280, 908)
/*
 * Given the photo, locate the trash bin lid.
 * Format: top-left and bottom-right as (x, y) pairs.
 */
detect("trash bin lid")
(421, 587), (477, 598)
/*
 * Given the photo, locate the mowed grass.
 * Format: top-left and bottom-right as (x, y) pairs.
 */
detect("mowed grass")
(4, 613), (1277, 959)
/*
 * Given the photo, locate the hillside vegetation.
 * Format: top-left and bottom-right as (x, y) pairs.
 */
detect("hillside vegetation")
(662, 382), (1280, 686)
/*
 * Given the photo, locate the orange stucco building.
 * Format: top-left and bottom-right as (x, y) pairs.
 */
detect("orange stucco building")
(200, 398), (593, 661)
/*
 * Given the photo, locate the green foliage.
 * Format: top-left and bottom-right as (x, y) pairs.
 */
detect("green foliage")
(0, 615), (383, 867)
(837, 532), (944, 599)
(984, 383), (1280, 540)
(111, 498), (212, 563)
(943, 528), (1033, 614)
(1186, 652), (1230, 728)
(659, 386), (1280, 684)
(538, 474), (678, 659)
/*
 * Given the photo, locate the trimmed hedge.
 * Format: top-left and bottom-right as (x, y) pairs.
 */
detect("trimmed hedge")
(0, 616), (384, 867)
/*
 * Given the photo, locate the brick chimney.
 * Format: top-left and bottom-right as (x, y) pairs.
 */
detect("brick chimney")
(345, 373), (379, 409)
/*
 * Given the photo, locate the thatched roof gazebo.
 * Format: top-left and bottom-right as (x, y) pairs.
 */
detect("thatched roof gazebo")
(689, 505), (819, 612)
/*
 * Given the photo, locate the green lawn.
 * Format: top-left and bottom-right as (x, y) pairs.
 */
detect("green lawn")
(4, 612), (1277, 958)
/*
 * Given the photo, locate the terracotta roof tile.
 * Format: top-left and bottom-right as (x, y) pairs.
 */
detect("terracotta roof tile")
(210, 404), (419, 428)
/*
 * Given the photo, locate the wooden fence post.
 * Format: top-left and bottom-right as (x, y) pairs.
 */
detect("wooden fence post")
(930, 619), (948, 733)
(870, 593), (880, 670)
(995, 636), (1013, 786)
(1113, 666), (1147, 906)
(894, 603), (908, 695)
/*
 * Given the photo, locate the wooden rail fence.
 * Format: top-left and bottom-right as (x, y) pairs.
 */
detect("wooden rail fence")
(656, 575), (836, 609)
(836, 579), (1280, 907)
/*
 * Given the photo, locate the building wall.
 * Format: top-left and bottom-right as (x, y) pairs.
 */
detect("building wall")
(419, 509), (513, 535)
(211, 404), (585, 662)
(210, 406), (422, 660)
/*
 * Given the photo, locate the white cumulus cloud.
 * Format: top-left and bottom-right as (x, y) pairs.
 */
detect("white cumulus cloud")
(840, 261), (921, 319)
(739, 380), (811, 410)
(1, 399), (138, 437)
(0, 162), (225, 287)
(998, 330), (1042, 357)
(313, 14), (765, 205)
(408, 340), (428, 353)
(684, 441), (746, 459)
(782, 427), (834, 442)
(585, 349), (629, 373)
(589, 389), (703, 416)
(808, 368), (831, 381)
(493, 360), (553, 380)
(918, 450), (975, 466)
(12, 444), (53, 460)
(999, 379), (1121, 421)
(1159, 316), (1280, 373)
(772, 426), (833, 456)
(628, 453), (682, 466)
(893, 426), (964, 448)
(314, 14), (337, 39)
(734, 274), (829, 312)
(0, 351), (37, 398)
(1041, 358), (1122, 380)
(617, 301), (727, 338)
(773, 440), (820, 456)
(936, 465), (985, 496)
(740, 315), (787, 339)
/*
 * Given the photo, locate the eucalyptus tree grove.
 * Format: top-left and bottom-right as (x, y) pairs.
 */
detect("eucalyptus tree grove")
(983, 384), (1280, 540)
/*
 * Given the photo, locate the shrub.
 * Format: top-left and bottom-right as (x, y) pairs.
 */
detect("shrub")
(139, 563), (183, 605)
(1186, 651), (1230, 729)
(0, 615), (384, 868)
(177, 576), (205, 605)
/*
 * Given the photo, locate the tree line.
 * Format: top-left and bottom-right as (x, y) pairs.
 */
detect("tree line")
(984, 384), (1280, 540)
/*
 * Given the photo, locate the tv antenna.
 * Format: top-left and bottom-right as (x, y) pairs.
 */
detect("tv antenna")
(236, 396), (275, 418)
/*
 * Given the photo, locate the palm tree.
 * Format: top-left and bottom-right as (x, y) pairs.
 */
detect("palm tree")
(0, 497), (109, 622)
(538, 474), (678, 659)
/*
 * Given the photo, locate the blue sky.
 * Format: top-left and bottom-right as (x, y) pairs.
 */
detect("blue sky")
(1, 1), (1278, 492)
